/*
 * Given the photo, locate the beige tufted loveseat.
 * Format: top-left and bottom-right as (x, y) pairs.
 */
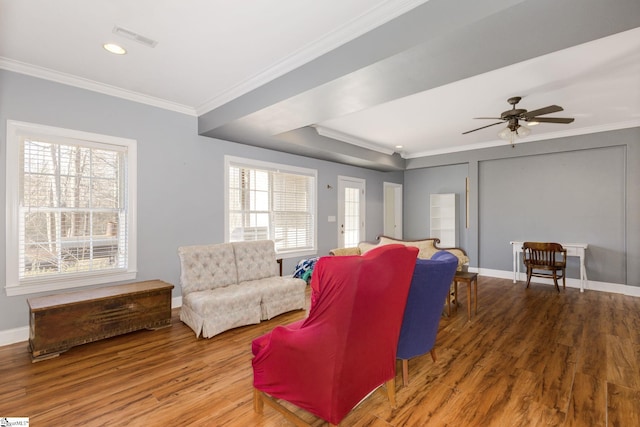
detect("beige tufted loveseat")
(178, 240), (306, 338)
(330, 235), (469, 271)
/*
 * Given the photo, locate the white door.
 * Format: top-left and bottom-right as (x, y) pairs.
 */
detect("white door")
(338, 176), (365, 248)
(383, 182), (403, 238)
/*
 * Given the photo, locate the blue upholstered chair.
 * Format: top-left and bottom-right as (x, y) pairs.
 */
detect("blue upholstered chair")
(397, 251), (459, 386)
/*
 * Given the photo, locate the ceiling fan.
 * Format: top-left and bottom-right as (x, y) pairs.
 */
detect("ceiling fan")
(463, 96), (575, 146)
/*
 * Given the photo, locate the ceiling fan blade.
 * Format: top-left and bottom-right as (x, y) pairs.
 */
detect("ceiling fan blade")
(522, 105), (563, 118)
(529, 117), (575, 124)
(462, 121), (504, 135)
(472, 117), (503, 120)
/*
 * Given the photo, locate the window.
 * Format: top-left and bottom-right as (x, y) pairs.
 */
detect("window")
(5, 121), (137, 295)
(225, 156), (317, 258)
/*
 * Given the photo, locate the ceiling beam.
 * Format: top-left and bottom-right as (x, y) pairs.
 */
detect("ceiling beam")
(198, 0), (640, 170)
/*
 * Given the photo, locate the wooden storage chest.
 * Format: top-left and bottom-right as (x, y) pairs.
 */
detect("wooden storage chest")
(27, 280), (174, 362)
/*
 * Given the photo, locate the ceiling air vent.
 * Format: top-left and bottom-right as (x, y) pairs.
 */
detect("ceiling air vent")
(112, 25), (158, 48)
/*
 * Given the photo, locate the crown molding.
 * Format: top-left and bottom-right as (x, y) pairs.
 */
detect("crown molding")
(314, 125), (396, 155)
(0, 57), (197, 116)
(405, 119), (640, 159)
(1, 0), (429, 118)
(195, 0), (430, 115)
(520, 119), (640, 143)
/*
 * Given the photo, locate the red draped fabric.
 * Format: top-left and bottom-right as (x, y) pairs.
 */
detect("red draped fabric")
(252, 244), (418, 425)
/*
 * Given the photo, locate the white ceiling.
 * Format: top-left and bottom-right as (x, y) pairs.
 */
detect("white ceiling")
(0, 0), (426, 113)
(1, 0), (639, 162)
(317, 28), (640, 158)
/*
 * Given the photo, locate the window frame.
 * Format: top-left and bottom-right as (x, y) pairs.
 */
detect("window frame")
(224, 155), (317, 259)
(5, 120), (137, 296)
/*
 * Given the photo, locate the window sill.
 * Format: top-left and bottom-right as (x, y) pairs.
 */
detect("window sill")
(277, 249), (318, 260)
(5, 270), (137, 296)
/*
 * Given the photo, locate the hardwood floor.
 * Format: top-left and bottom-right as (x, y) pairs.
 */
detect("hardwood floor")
(1, 277), (639, 426)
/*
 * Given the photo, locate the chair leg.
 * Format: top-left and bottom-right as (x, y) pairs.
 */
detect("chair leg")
(553, 271), (560, 292)
(430, 349), (437, 362)
(454, 281), (459, 307)
(255, 389), (316, 427)
(253, 388), (264, 413)
(385, 378), (397, 408)
(526, 267), (532, 288)
(562, 268), (566, 289)
(402, 359), (409, 387)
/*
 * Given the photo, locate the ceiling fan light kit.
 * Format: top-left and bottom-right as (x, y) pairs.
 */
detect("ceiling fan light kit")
(498, 123), (531, 147)
(464, 96), (575, 147)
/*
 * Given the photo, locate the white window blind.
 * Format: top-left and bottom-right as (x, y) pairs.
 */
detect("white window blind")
(226, 156), (317, 257)
(6, 121), (137, 295)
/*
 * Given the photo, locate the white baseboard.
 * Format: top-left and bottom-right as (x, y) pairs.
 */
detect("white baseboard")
(0, 326), (30, 348)
(172, 296), (182, 308)
(474, 267), (640, 296)
(1, 278), (636, 347)
(0, 296), (184, 347)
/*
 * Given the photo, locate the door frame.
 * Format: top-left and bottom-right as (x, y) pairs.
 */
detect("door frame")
(383, 182), (403, 239)
(337, 176), (366, 248)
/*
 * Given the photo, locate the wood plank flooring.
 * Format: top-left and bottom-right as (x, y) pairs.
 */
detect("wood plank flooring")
(1, 277), (639, 426)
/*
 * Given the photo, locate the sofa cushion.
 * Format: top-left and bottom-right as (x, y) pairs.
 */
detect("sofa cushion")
(233, 240), (279, 283)
(182, 287), (263, 338)
(178, 243), (238, 295)
(242, 276), (306, 319)
(183, 286), (262, 316)
(378, 236), (439, 259)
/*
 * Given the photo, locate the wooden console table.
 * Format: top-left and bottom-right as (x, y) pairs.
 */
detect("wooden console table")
(28, 280), (174, 362)
(510, 241), (588, 292)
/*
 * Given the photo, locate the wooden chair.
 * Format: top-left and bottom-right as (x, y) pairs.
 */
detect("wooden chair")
(397, 251), (458, 386)
(252, 244), (419, 426)
(522, 242), (567, 292)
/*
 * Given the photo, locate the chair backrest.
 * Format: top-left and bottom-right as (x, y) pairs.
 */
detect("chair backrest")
(523, 242), (566, 267)
(397, 251), (459, 360)
(251, 244), (418, 425)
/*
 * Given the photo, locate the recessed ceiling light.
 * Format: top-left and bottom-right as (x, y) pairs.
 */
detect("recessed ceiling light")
(103, 43), (127, 55)
(395, 145), (404, 149)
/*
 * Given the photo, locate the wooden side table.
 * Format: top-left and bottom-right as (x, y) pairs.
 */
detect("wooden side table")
(453, 272), (479, 321)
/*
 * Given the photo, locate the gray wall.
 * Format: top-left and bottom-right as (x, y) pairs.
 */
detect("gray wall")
(404, 163), (469, 252)
(404, 127), (640, 287)
(0, 70), (402, 331)
(479, 146), (626, 283)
